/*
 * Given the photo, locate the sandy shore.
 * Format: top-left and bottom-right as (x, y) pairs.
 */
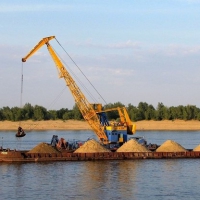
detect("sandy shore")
(1, 119), (200, 131)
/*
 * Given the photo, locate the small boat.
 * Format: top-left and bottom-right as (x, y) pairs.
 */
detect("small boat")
(16, 132), (26, 137)
(16, 126), (26, 137)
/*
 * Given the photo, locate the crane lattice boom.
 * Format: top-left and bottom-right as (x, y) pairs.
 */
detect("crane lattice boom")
(22, 36), (109, 143)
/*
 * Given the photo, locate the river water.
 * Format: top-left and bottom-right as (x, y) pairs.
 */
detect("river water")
(1, 130), (200, 199)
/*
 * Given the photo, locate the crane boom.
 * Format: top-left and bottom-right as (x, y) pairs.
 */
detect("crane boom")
(22, 36), (55, 62)
(22, 36), (109, 143)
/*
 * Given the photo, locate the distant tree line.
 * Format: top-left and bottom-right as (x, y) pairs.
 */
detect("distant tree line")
(1, 102), (200, 122)
(0, 103), (83, 122)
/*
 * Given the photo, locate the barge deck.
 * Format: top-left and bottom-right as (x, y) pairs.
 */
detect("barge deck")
(1, 150), (200, 162)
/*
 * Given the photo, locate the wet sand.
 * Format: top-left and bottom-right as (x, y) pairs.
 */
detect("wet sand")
(1, 119), (200, 131)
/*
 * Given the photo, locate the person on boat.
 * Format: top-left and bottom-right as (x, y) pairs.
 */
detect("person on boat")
(51, 135), (59, 146)
(56, 137), (67, 149)
(17, 126), (25, 136)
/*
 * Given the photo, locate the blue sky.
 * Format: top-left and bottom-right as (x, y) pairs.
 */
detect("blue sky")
(0, 0), (200, 110)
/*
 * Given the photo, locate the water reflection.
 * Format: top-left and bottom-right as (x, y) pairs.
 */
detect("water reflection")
(1, 131), (200, 199)
(77, 160), (145, 199)
(1, 159), (200, 199)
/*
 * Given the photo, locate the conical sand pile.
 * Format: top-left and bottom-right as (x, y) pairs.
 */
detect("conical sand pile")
(156, 140), (187, 152)
(193, 144), (200, 151)
(74, 139), (110, 153)
(116, 139), (150, 152)
(28, 142), (60, 153)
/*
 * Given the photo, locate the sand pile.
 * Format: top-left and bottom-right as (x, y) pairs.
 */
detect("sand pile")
(156, 140), (187, 152)
(116, 139), (150, 152)
(193, 144), (200, 151)
(74, 139), (110, 153)
(28, 142), (60, 153)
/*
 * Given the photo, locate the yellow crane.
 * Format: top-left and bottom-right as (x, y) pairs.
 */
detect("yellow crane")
(22, 36), (136, 145)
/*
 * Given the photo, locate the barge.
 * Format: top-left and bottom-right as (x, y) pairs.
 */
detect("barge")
(1, 149), (200, 162)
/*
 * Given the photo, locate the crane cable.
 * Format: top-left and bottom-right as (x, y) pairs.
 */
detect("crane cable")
(16, 62), (25, 140)
(19, 61), (64, 133)
(52, 46), (98, 103)
(19, 61), (67, 132)
(19, 38), (108, 134)
(55, 37), (108, 105)
(19, 62), (24, 127)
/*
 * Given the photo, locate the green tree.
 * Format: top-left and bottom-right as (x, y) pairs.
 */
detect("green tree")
(23, 103), (34, 120)
(145, 104), (155, 120)
(63, 111), (74, 120)
(185, 105), (197, 120)
(197, 112), (200, 121)
(0, 109), (4, 120)
(155, 102), (165, 120)
(129, 107), (139, 121)
(11, 107), (23, 121)
(33, 105), (47, 120)
(72, 104), (83, 120)
(2, 107), (13, 121)
(195, 107), (200, 120)
(137, 102), (149, 120)
(176, 105), (184, 119)
(57, 108), (69, 119)
(169, 106), (178, 120)
(48, 110), (57, 120)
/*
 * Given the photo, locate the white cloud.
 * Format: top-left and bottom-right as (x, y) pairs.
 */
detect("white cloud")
(107, 41), (141, 49)
(136, 43), (200, 59)
(74, 40), (142, 50)
(167, 44), (200, 56)
(1, 41), (200, 109)
(71, 40), (200, 58)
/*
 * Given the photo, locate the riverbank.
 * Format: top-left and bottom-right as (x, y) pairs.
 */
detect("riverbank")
(1, 120), (200, 131)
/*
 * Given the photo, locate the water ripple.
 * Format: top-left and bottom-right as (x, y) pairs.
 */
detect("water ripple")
(1, 131), (200, 199)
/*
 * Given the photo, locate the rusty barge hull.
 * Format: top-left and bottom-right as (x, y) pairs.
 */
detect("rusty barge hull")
(1, 151), (200, 162)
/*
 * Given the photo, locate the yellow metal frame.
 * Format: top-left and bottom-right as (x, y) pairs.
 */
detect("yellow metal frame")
(22, 36), (109, 143)
(99, 107), (136, 134)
